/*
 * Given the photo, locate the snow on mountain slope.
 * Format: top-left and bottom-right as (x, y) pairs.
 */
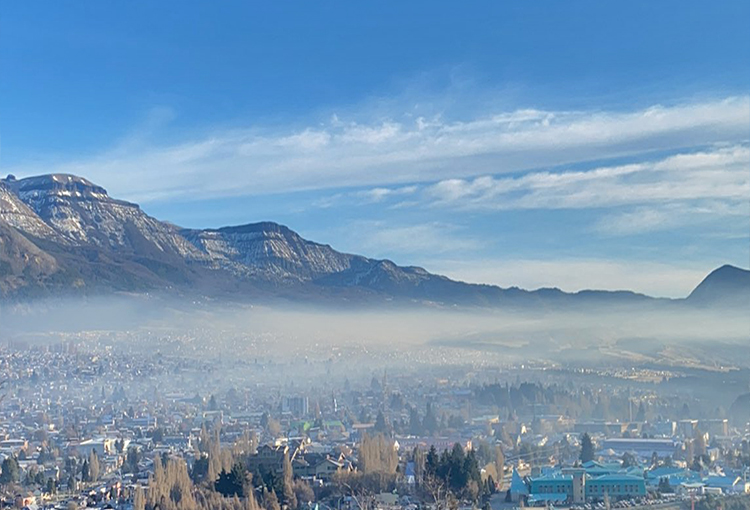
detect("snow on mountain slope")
(0, 173), (744, 307)
(4, 174), (207, 261)
(0, 181), (63, 241)
(181, 222), (359, 282)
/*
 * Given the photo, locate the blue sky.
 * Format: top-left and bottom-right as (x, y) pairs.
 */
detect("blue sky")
(1, 1), (749, 297)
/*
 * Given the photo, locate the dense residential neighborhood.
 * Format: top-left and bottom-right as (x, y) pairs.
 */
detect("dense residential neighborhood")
(2, 336), (750, 510)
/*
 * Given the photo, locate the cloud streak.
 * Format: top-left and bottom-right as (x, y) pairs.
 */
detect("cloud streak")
(423, 144), (750, 210)
(5, 96), (748, 203)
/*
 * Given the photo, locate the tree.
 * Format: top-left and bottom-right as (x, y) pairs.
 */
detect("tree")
(192, 454), (210, 483)
(152, 427), (164, 443)
(126, 446), (141, 474)
(264, 489), (282, 510)
(651, 451), (659, 467)
(215, 462), (252, 498)
(419, 444), (483, 502)
(658, 477), (673, 494)
(694, 430), (707, 457)
(0, 456), (20, 485)
(426, 446), (439, 477)
(67, 475), (76, 493)
(409, 406), (422, 435)
(359, 433), (398, 474)
(133, 485), (146, 510)
(293, 480), (314, 506)
(495, 445), (505, 489)
(423, 403), (439, 435)
(374, 411), (388, 434)
(621, 452), (636, 468)
(636, 402), (646, 422)
(88, 451), (100, 482)
(81, 460), (90, 483)
(282, 452), (297, 510)
(580, 433), (595, 463)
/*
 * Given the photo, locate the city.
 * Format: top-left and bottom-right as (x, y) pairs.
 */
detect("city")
(1, 323), (750, 510)
(1, 2), (748, 510)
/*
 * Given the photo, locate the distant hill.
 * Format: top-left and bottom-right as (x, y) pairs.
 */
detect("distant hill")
(687, 264), (750, 307)
(0, 173), (747, 308)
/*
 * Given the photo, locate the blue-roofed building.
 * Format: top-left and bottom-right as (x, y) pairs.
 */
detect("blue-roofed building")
(586, 474), (647, 499)
(529, 473), (574, 500)
(703, 475), (750, 494)
(645, 466), (699, 490)
(528, 492), (569, 505)
(528, 465), (647, 504)
(510, 468), (529, 503)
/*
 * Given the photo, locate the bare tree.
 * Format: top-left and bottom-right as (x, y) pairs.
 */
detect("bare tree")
(422, 474), (448, 510)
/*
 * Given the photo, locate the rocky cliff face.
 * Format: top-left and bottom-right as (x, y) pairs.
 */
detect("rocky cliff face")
(0, 173), (746, 307)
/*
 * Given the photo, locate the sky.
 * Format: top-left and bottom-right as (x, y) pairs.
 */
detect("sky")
(1, 1), (749, 297)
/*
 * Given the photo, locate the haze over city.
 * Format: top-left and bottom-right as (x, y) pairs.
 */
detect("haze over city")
(0, 3), (748, 510)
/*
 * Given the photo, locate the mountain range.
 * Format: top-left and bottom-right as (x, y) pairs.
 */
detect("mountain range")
(0, 173), (748, 308)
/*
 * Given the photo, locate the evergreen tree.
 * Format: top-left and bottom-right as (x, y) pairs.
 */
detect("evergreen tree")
(621, 452), (636, 468)
(81, 459), (90, 483)
(215, 462), (251, 497)
(580, 433), (595, 463)
(374, 410), (388, 434)
(425, 445), (439, 477)
(636, 402), (646, 422)
(126, 446), (141, 474)
(408, 406), (422, 435)
(423, 403), (439, 435)
(192, 454), (210, 483)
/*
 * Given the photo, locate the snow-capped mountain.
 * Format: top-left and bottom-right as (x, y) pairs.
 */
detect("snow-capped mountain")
(5, 174), (206, 260)
(0, 173), (746, 306)
(0, 181), (62, 241)
(180, 222), (358, 282)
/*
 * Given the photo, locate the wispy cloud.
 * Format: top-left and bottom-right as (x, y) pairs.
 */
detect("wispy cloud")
(593, 201), (750, 236)
(323, 221), (483, 259)
(423, 145), (750, 210)
(312, 185), (418, 209)
(6, 96), (748, 203)
(328, 144), (749, 236)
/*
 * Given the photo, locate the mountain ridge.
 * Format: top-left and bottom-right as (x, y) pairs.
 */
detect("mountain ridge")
(0, 173), (747, 307)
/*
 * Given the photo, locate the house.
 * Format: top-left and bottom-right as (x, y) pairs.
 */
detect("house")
(248, 444), (288, 474)
(294, 452), (348, 481)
